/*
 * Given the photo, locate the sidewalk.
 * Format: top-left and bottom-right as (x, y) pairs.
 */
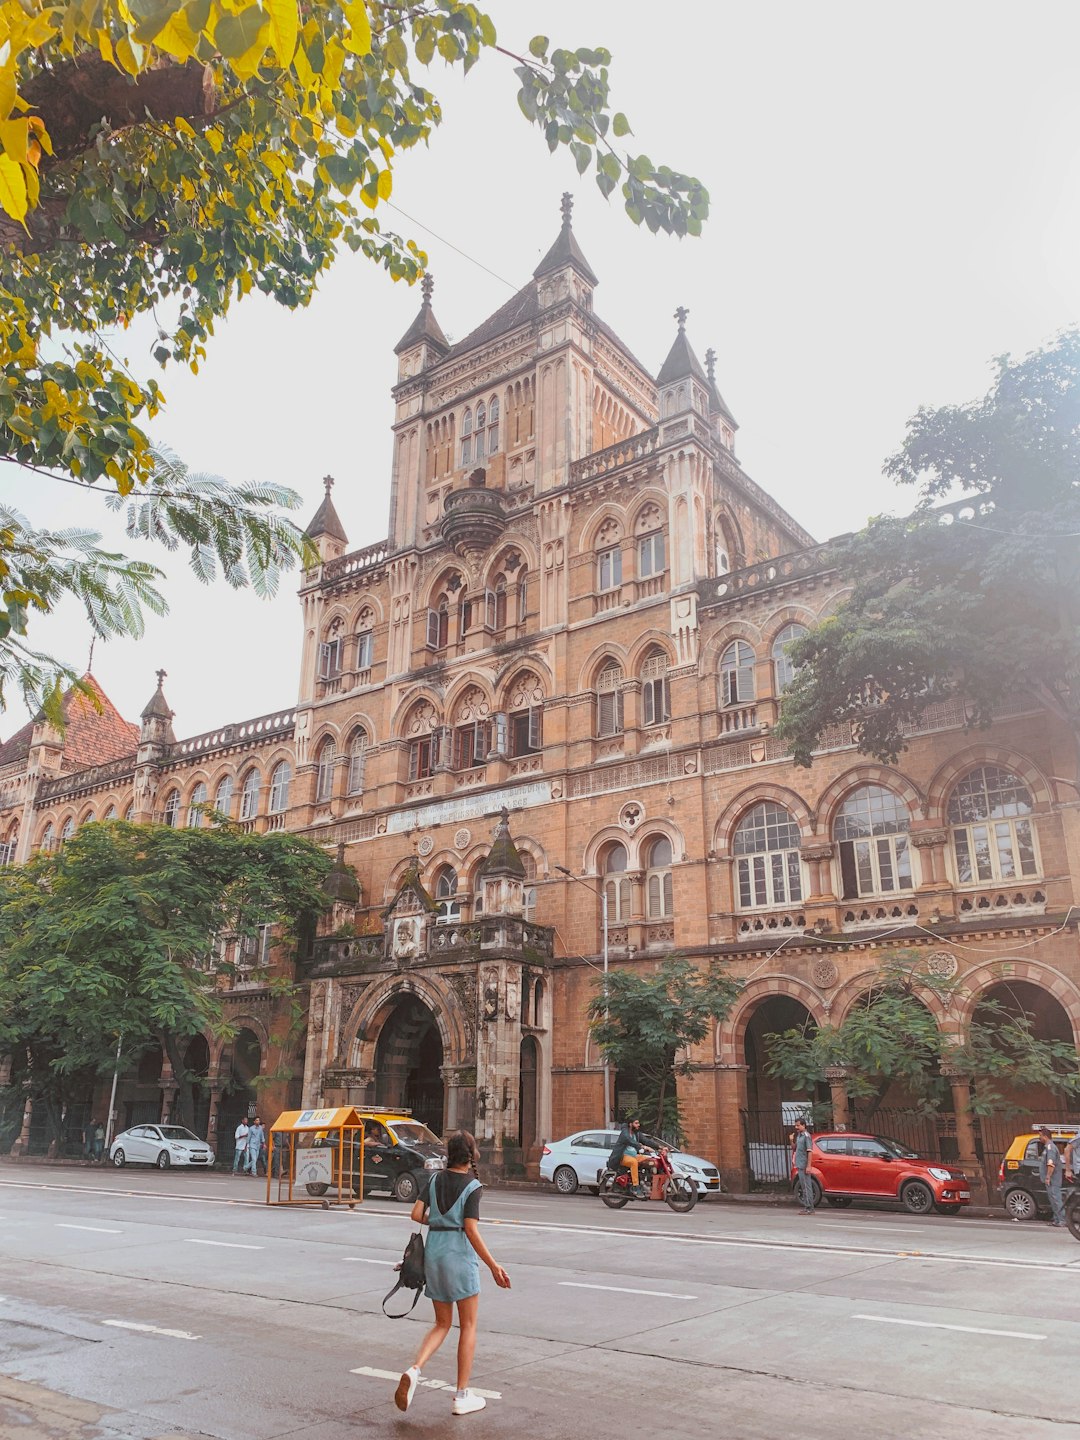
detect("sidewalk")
(0, 1374), (201, 1440)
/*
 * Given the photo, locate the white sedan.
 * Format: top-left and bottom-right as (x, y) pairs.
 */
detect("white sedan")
(110, 1124), (215, 1170)
(539, 1129), (722, 1196)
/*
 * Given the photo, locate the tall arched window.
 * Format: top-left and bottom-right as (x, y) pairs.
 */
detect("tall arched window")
(733, 803), (804, 909)
(123, 802), (135, 821)
(948, 765), (1038, 884)
(239, 768), (261, 821)
(644, 835), (673, 918)
(521, 852), (537, 923)
(315, 740), (336, 803)
(834, 785), (913, 899)
(60, 816), (75, 844)
(187, 782), (208, 829)
(488, 395), (500, 453)
(507, 672), (543, 757)
(39, 822), (54, 853)
(596, 659), (624, 737)
(720, 640), (756, 706)
(269, 761), (292, 813)
(460, 408), (473, 467)
(435, 866), (460, 923)
(474, 402), (486, 461)
(214, 775), (234, 819)
(603, 842), (630, 922)
(641, 648), (670, 727)
(0, 828), (18, 866)
(771, 623), (807, 695)
(347, 728), (369, 795)
(516, 570), (528, 626)
(103, 805), (118, 821)
(162, 790), (181, 827)
(426, 595), (449, 651)
(355, 626), (374, 673)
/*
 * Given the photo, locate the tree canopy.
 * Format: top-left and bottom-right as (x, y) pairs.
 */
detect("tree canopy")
(775, 331), (1080, 768)
(0, 818), (331, 1137)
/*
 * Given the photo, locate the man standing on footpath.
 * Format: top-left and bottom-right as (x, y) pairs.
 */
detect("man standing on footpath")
(246, 1117), (265, 1177)
(232, 1117), (250, 1175)
(1039, 1126), (1067, 1228)
(792, 1117), (815, 1215)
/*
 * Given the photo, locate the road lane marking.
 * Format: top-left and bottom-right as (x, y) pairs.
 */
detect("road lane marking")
(854, 1313), (1046, 1341)
(56, 1224), (122, 1234)
(350, 1366), (501, 1399)
(183, 1239), (263, 1250)
(560, 1281), (697, 1300)
(103, 1320), (201, 1340)
(346, 1257), (396, 1266)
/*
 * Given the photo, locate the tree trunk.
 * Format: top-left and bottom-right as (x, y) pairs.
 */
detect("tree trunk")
(160, 1029), (194, 1130)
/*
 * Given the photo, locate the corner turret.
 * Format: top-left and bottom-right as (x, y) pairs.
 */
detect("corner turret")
(304, 475), (349, 564)
(394, 273), (450, 382)
(533, 193), (597, 312)
(140, 668), (175, 747)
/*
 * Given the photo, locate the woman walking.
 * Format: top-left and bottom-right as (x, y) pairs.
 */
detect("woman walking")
(395, 1130), (510, 1417)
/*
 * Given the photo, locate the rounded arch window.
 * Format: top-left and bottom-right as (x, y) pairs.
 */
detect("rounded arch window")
(644, 834), (673, 918)
(347, 728), (369, 796)
(602, 841), (630, 923)
(434, 865), (460, 923)
(187, 782), (208, 829)
(162, 790), (181, 828)
(733, 802), (804, 909)
(640, 647), (670, 728)
(720, 640), (756, 707)
(596, 658), (624, 737)
(315, 739), (336, 803)
(214, 775), (234, 819)
(269, 761), (292, 814)
(771, 623), (808, 695)
(834, 785), (913, 899)
(239, 768), (261, 821)
(947, 765), (1038, 884)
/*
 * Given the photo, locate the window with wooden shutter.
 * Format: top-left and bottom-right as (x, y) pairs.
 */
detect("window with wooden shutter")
(641, 651), (670, 727)
(596, 662), (624, 737)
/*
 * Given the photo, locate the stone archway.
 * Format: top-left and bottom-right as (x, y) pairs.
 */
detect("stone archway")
(741, 994), (821, 1185)
(218, 1028), (262, 1166)
(182, 1035), (211, 1139)
(374, 994), (445, 1134)
(972, 980), (1075, 1113)
(518, 1035), (539, 1157)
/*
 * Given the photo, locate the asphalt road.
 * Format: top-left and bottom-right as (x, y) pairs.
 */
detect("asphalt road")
(2, 1165), (1080, 1439)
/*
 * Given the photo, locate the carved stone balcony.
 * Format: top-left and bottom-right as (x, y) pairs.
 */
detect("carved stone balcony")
(441, 471), (507, 556)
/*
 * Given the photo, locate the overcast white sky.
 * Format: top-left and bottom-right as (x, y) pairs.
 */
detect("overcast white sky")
(5, 1), (1080, 740)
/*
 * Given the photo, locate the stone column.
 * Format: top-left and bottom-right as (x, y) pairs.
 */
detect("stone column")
(941, 1061), (987, 1204)
(716, 1062), (750, 1192)
(825, 1065), (851, 1131)
(801, 843), (835, 900)
(911, 828), (948, 888)
(442, 1064), (477, 1135)
(207, 1083), (224, 1149)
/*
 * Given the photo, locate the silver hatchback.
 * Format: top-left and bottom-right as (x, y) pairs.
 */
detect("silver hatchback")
(110, 1124), (215, 1170)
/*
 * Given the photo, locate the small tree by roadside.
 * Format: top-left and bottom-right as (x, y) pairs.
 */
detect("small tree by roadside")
(588, 955), (741, 1140)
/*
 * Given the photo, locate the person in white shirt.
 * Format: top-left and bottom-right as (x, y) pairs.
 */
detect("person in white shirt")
(232, 1119), (250, 1174)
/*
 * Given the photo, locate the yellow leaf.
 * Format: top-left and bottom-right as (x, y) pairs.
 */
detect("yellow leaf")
(97, 29), (115, 64)
(174, 116), (196, 138)
(376, 167), (392, 200)
(204, 127), (224, 154)
(265, 0), (298, 67)
(0, 153), (27, 224)
(155, 8), (201, 60)
(0, 118), (28, 163)
(343, 0), (371, 56)
(115, 35), (145, 76)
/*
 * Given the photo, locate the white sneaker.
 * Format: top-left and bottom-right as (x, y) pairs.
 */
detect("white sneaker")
(452, 1391), (486, 1416)
(395, 1367), (420, 1412)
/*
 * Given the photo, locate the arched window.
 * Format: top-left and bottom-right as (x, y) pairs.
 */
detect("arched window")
(507, 672), (543, 757)
(603, 842), (630, 922)
(187, 782), (208, 829)
(488, 395), (500, 453)
(356, 626), (374, 673)
(60, 816), (75, 844)
(834, 785), (913, 899)
(641, 648), (670, 727)
(517, 570), (528, 625)
(0, 829), (18, 867)
(715, 538), (730, 576)
(103, 805), (118, 821)
(597, 541), (622, 592)
(123, 803), (134, 821)
(948, 765), (1038, 884)
(460, 408), (473, 467)
(733, 803), (804, 909)
(596, 659), (624, 737)
(39, 822), (54, 853)
(435, 866), (460, 923)
(533, 977), (545, 1027)
(315, 740), (336, 803)
(637, 528), (666, 579)
(347, 729), (369, 795)
(239, 768), (261, 821)
(644, 835), (674, 918)
(269, 761), (292, 814)
(720, 641), (756, 706)
(162, 790), (181, 827)
(521, 852), (537, 923)
(426, 595), (449, 651)
(318, 626), (344, 680)
(772, 623), (807, 695)
(214, 775), (234, 819)
(474, 402), (486, 461)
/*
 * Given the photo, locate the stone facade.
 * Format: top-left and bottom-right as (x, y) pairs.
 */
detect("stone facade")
(3, 199), (1078, 1187)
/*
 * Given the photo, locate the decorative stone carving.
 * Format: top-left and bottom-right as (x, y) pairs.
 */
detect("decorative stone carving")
(454, 827), (472, 851)
(926, 950), (958, 980)
(812, 958), (839, 989)
(619, 802), (643, 831)
(416, 834), (434, 857)
(481, 966), (500, 1022)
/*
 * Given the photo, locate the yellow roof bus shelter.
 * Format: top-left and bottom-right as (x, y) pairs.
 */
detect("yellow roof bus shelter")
(267, 1107), (365, 1209)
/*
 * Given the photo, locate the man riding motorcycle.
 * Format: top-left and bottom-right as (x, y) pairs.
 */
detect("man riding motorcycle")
(606, 1117), (656, 1196)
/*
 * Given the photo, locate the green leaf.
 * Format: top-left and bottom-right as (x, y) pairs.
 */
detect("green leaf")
(215, 5), (267, 58)
(528, 34), (549, 58)
(613, 111), (631, 138)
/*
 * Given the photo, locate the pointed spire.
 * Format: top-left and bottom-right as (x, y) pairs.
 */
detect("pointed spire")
(704, 346), (738, 429)
(479, 806), (526, 879)
(304, 474), (349, 544)
(141, 668), (174, 722)
(322, 839), (360, 905)
(656, 305), (708, 386)
(533, 191), (599, 286)
(394, 271), (450, 356)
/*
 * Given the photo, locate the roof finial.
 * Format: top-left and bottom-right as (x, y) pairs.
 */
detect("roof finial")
(705, 347), (717, 384)
(674, 305), (689, 332)
(155, 668), (167, 688)
(322, 474), (334, 496)
(560, 191), (573, 229)
(421, 272), (434, 306)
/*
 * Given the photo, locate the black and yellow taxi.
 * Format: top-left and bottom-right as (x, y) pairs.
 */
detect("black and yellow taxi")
(308, 1109), (447, 1203)
(997, 1124), (1079, 1220)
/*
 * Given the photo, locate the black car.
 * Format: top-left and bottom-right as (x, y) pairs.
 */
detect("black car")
(998, 1127), (1079, 1221)
(306, 1111), (447, 1203)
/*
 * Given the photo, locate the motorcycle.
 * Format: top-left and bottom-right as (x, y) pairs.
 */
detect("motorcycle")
(598, 1145), (698, 1213)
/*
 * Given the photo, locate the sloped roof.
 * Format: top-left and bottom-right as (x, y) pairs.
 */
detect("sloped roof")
(532, 219), (599, 287)
(0, 674), (138, 770)
(657, 326), (708, 387)
(304, 483), (349, 544)
(395, 291), (450, 356)
(444, 281), (540, 362)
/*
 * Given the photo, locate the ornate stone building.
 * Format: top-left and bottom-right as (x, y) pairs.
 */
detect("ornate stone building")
(3, 197), (1078, 1189)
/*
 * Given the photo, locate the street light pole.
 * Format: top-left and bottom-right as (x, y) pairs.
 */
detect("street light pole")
(556, 865), (611, 1129)
(104, 1032), (123, 1151)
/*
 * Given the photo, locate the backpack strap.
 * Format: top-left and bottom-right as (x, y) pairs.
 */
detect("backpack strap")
(381, 1277), (424, 1318)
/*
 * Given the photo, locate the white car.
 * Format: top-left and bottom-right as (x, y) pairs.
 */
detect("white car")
(539, 1129), (722, 1196)
(110, 1124), (215, 1170)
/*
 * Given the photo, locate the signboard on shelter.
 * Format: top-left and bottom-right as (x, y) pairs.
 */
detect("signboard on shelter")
(295, 1148), (334, 1188)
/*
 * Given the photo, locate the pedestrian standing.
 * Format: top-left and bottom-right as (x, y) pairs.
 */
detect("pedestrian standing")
(92, 1119), (105, 1164)
(395, 1131), (510, 1418)
(233, 1118), (250, 1174)
(245, 1118), (264, 1176)
(791, 1117), (815, 1215)
(1038, 1126), (1067, 1228)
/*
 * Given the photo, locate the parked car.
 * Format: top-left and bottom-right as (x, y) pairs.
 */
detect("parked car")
(791, 1131), (971, 1215)
(998, 1124), (1079, 1220)
(539, 1129), (722, 1196)
(307, 1110), (446, 1203)
(110, 1124), (214, 1169)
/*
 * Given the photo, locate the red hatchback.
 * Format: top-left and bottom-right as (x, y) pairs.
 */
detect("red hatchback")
(791, 1132), (972, 1215)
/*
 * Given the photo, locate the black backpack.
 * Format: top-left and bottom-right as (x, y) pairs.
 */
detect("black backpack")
(382, 1231), (426, 1317)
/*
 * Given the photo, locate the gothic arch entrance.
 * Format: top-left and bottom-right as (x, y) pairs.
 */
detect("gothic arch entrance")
(182, 1035), (211, 1138)
(518, 1036), (539, 1156)
(218, 1029), (262, 1166)
(374, 995), (445, 1134)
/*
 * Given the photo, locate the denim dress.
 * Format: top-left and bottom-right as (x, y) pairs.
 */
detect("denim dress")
(424, 1175), (482, 1303)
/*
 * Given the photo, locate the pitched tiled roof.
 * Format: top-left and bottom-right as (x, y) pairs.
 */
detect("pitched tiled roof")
(0, 674), (138, 771)
(444, 282), (540, 361)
